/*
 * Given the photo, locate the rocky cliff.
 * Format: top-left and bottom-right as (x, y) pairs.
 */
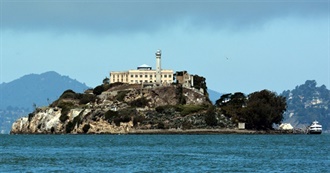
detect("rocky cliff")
(11, 83), (231, 134)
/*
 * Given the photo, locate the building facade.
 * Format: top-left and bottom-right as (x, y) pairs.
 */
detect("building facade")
(110, 50), (174, 85)
(175, 71), (194, 88)
(110, 66), (174, 85)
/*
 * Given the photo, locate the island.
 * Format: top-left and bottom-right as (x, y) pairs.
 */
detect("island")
(11, 50), (287, 134)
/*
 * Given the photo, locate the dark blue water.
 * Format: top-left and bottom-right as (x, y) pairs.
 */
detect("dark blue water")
(1, 134), (329, 172)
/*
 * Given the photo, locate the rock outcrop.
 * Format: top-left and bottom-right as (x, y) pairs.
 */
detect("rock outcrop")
(11, 84), (231, 134)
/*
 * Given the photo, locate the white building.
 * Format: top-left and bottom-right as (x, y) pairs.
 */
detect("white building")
(110, 50), (174, 85)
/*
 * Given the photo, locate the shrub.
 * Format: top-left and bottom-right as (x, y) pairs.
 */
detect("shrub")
(66, 121), (75, 133)
(57, 100), (74, 108)
(57, 101), (74, 122)
(104, 110), (118, 121)
(109, 82), (124, 89)
(133, 115), (145, 126)
(121, 115), (131, 123)
(82, 124), (90, 133)
(93, 85), (104, 95)
(205, 106), (217, 126)
(114, 118), (121, 126)
(129, 97), (149, 107)
(51, 127), (55, 133)
(155, 105), (177, 113)
(158, 122), (165, 129)
(59, 114), (69, 122)
(28, 113), (35, 121)
(72, 113), (83, 128)
(59, 89), (77, 99)
(182, 120), (192, 130)
(118, 108), (136, 117)
(179, 104), (206, 116)
(115, 91), (129, 102)
(79, 94), (97, 104)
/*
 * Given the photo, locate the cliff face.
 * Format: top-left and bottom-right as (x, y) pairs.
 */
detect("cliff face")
(11, 84), (224, 134)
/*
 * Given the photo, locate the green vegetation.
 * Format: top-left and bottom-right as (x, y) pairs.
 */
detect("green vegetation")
(79, 94), (97, 104)
(176, 84), (186, 105)
(205, 106), (217, 126)
(58, 101), (74, 122)
(115, 90), (129, 101)
(93, 85), (104, 95)
(129, 97), (149, 107)
(82, 124), (90, 133)
(193, 75), (208, 95)
(216, 90), (286, 130)
(66, 121), (74, 133)
(281, 80), (330, 130)
(155, 104), (208, 116)
(60, 89), (77, 99)
(104, 110), (119, 122)
(178, 104), (208, 116)
(93, 82), (124, 95)
(155, 105), (179, 113)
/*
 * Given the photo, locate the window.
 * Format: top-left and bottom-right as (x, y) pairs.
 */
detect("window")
(135, 75), (138, 78)
(140, 75), (142, 78)
(169, 75), (172, 78)
(150, 75), (153, 78)
(145, 75), (148, 78)
(145, 80), (148, 82)
(131, 75), (133, 78)
(164, 75), (167, 78)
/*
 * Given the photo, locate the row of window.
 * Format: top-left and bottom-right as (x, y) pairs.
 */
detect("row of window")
(112, 78), (173, 83)
(130, 80), (172, 83)
(113, 74), (172, 79)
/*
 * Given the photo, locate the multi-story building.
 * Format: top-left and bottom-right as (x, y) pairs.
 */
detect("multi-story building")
(175, 71), (194, 88)
(110, 50), (174, 85)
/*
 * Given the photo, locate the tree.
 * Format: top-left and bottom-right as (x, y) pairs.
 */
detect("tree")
(205, 106), (217, 126)
(243, 90), (286, 130)
(215, 92), (246, 123)
(93, 85), (104, 95)
(103, 77), (110, 85)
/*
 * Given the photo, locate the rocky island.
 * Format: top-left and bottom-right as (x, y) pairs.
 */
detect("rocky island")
(11, 50), (287, 134)
(11, 81), (236, 134)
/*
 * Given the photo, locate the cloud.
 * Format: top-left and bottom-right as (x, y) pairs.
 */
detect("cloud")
(2, 0), (328, 34)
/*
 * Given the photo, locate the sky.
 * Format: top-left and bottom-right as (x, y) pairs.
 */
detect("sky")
(1, 0), (329, 94)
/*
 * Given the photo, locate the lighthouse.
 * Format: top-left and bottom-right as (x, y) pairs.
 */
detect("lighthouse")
(155, 49), (162, 85)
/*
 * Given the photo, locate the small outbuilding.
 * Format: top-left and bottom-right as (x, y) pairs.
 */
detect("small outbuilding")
(238, 123), (245, 130)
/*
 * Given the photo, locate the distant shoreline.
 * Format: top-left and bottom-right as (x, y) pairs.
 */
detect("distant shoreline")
(9, 129), (309, 135)
(126, 129), (303, 135)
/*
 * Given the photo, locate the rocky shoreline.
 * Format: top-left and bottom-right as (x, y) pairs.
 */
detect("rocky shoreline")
(125, 129), (305, 135)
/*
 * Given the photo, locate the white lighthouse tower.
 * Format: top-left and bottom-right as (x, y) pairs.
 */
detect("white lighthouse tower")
(155, 49), (162, 85)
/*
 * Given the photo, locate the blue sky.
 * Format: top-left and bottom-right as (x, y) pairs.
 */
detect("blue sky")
(1, 0), (329, 94)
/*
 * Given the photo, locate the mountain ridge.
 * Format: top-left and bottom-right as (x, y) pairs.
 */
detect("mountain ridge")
(0, 71), (89, 133)
(0, 71), (89, 110)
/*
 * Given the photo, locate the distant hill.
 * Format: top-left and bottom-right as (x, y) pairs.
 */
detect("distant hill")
(207, 89), (222, 103)
(281, 80), (330, 131)
(0, 71), (89, 110)
(0, 71), (89, 134)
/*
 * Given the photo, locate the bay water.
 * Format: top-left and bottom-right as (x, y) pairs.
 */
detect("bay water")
(1, 134), (329, 172)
